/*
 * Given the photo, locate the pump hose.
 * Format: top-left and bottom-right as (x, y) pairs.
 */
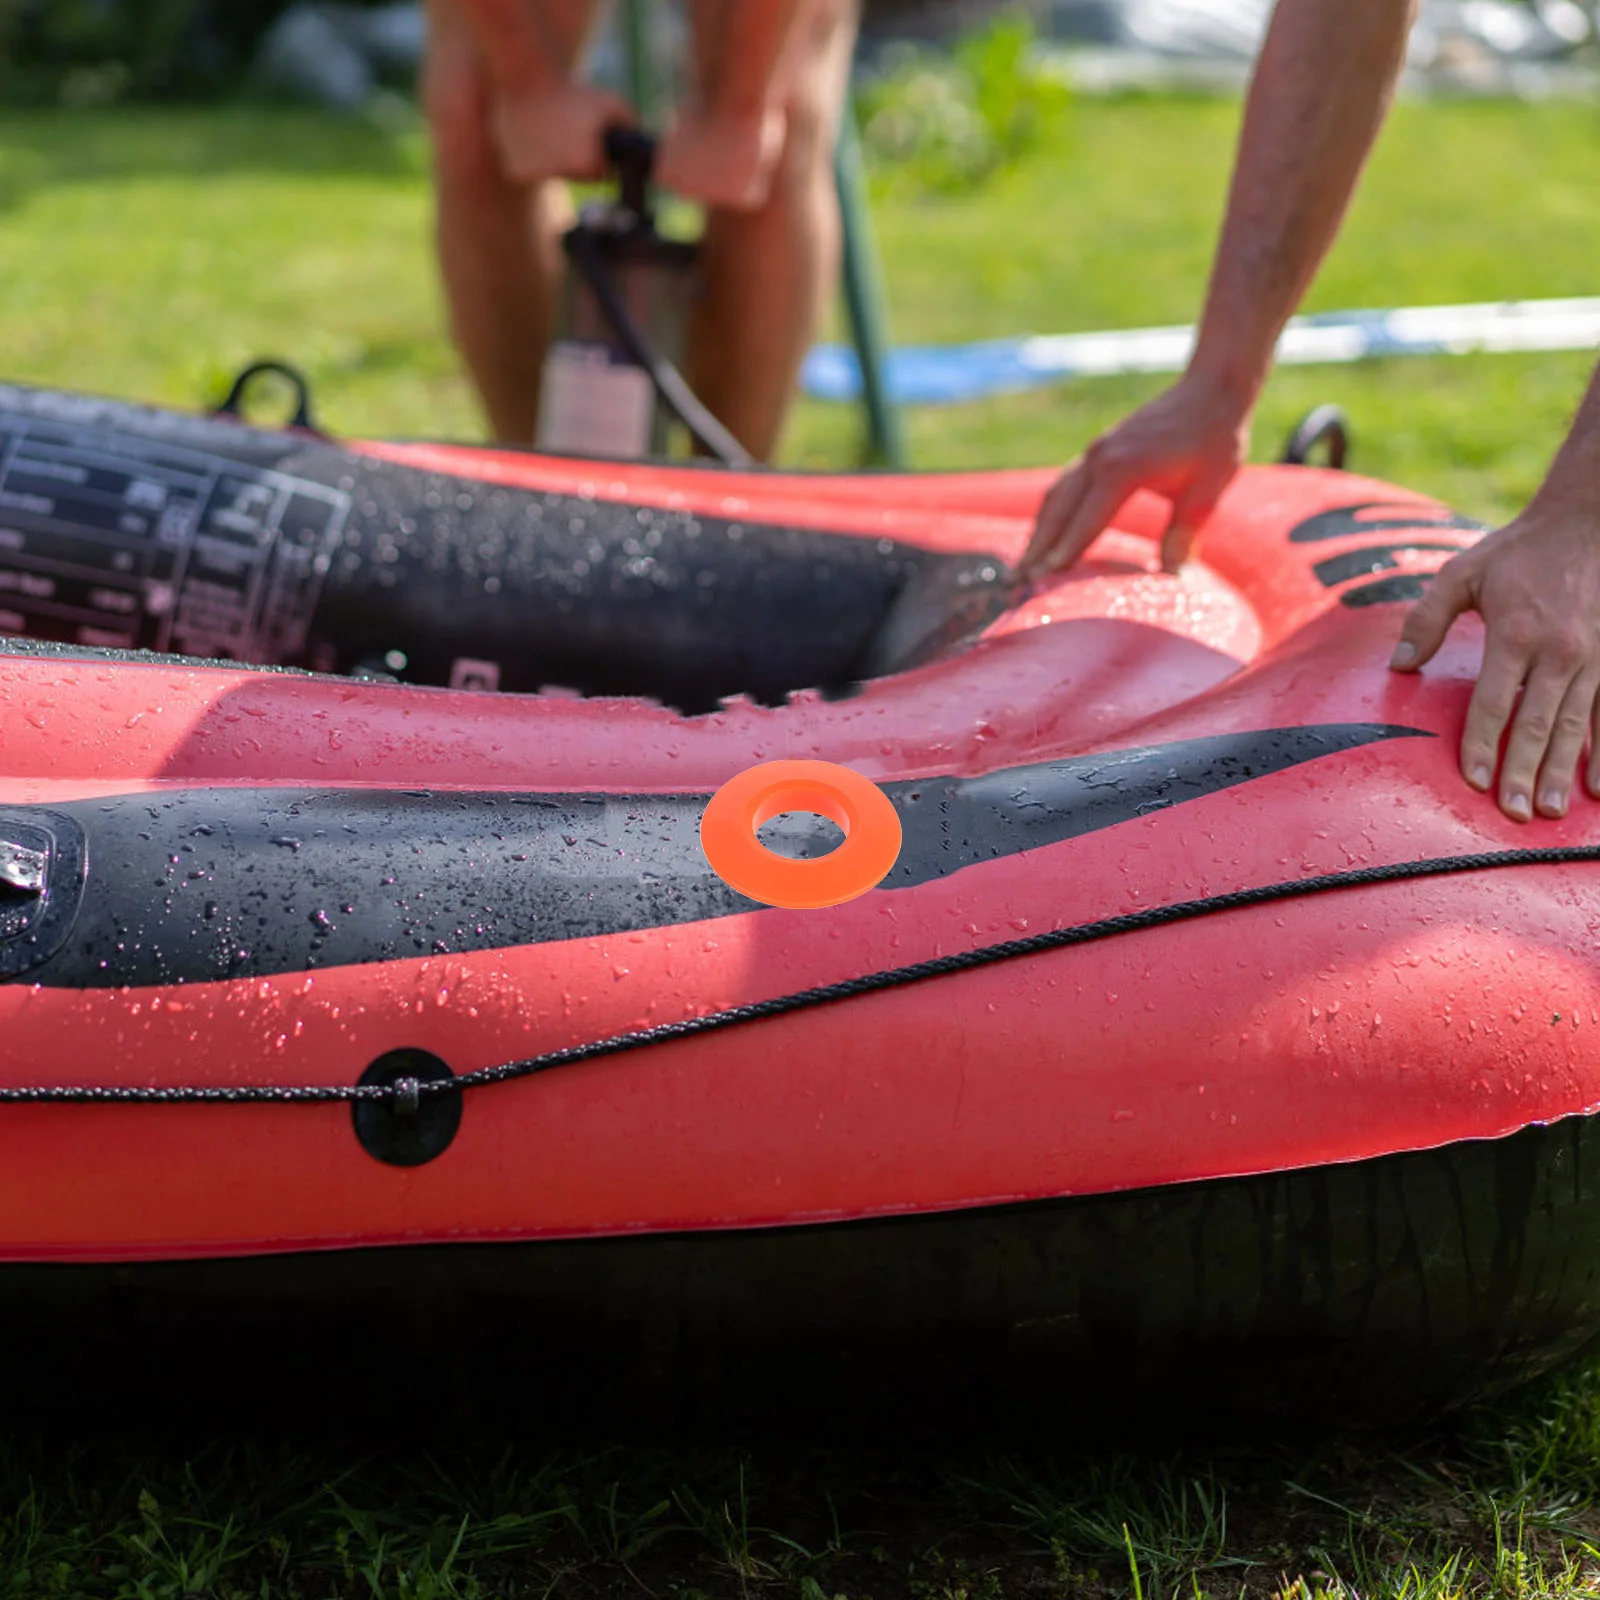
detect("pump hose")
(566, 223), (755, 469)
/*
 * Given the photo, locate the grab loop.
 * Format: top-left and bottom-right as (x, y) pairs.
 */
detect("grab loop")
(1282, 405), (1350, 469)
(212, 360), (324, 436)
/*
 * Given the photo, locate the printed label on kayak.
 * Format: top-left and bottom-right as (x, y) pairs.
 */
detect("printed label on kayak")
(0, 409), (349, 662)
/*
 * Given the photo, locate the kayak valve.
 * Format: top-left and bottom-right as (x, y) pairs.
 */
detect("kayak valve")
(0, 838), (46, 897)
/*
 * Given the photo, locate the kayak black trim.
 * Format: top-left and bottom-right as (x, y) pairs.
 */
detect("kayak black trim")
(4, 723), (1426, 989)
(1288, 501), (1487, 544)
(0, 383), (999, 711)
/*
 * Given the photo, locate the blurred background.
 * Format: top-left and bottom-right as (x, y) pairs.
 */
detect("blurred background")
(2, 0), (1599, 522)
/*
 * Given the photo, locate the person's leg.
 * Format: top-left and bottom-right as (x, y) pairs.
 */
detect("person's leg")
(421, 0), (608, 443)
(682, 0), (860, 463)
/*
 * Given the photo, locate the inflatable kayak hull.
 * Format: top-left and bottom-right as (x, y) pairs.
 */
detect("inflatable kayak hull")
(0, 382), (1597, 1429)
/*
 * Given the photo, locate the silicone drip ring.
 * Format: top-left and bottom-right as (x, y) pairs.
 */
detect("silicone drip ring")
(700, 760), (903, 910)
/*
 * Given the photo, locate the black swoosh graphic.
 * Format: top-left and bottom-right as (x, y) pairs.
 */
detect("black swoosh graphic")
(1313, 542), (1468, 589)
(4, 724), (1428, 989)
(1341, 575), (1432, 608)
(1289, 502), (1487, 545)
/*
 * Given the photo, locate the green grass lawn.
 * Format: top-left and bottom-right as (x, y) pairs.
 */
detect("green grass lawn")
(3, 94), (1600, 524)
(6, 91), (1600, 1598)
(5, 1374), (1600, 1599)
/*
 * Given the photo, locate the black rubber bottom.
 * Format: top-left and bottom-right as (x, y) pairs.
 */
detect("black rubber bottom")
(3, 1115), (1600, 1449)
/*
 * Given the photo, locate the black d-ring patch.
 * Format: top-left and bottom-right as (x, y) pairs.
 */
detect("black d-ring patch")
(352, 1048), (462, 1167)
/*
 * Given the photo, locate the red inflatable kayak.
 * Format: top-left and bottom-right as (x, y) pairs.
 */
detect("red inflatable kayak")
(1, 381), (1597, 1435)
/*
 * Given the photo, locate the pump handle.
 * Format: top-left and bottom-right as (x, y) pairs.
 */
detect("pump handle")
(603, 124), (657, 220)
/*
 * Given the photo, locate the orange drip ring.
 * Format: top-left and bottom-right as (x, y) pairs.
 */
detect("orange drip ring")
(700, 760), (903, 910)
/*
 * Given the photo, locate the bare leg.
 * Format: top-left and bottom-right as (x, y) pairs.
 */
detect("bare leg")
(683, 0), (860, 462)
(421, 0), (609, 443)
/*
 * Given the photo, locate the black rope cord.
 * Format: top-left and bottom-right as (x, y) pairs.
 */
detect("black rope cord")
(4, 842), (1598, 1106)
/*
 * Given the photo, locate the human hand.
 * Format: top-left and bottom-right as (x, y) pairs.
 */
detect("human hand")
(1018, 372), (1254, 582)
(657, 101), (788, 211)
(490, 78), (635, 186)
(1389, 509), (1600, 822)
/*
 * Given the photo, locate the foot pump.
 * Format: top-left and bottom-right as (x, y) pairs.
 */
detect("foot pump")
(536, 125), (751, 465)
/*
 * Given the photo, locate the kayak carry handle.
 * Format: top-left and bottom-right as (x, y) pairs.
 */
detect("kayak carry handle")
(1282, 404), (1350, 469)
(212, 360), (323, 435)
